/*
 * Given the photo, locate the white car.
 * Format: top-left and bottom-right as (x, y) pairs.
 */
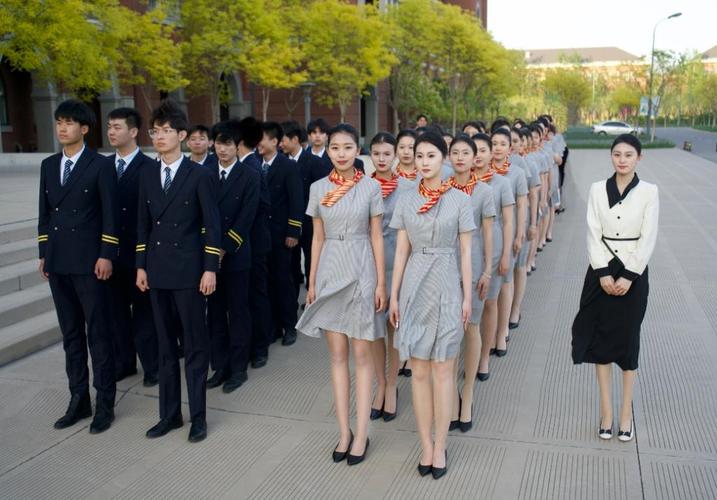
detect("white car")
(591, 121), (644, 136)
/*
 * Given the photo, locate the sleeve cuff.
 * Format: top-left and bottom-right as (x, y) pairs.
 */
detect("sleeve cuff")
(593, 266), (611, 278)
(620, 269), (640, 281)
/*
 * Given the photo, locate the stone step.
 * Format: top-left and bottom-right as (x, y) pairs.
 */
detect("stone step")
(0, 220), (37, 245)
(0, 283), (54, 330)
(0, 238), (37, 267)
(0, 310), (60, 367)
(0, 260), (42, 297)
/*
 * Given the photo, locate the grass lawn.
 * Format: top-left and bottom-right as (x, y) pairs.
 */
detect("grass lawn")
(565, 127), (674, 149)
(693, 125), (717, 133)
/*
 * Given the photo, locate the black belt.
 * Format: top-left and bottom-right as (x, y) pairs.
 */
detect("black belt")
(602, 236), (639, 241)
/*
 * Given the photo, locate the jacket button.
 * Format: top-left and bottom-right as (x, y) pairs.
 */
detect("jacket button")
(614, 249), (618, 253)
(71, 228), (75, 232)
(122, 207), (127, 211)
(617, 216), (621, 219)
(84, 189), (88, 193)
(173, 243), (178, 247)
(73, 209), (77, 213)
(225, 216), (229, 220)
(55, 207), (59, 211)
(157, 221), (161, 225)
(616, 233), (619, 236)
(157, 241), (161, 245)
(54, 227), (58, 230)
(174, 223), (178, 228)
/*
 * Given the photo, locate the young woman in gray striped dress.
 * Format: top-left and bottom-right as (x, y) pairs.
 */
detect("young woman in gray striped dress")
(389, 132), (475, 479)
(446, 134), (494, 432)
(472, 133), (515, 380)
(368, 132), (412, 422)
(296, 124), (386, 466)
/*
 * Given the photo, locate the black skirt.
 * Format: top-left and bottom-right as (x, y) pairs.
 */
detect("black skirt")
(571, 258), (649, 371)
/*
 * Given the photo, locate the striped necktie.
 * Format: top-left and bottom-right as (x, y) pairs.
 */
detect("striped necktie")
(61, 159), (73, 186)
(262, 162), (270, 178)
(163, 167), (172, 193)
(116, 158), (126, 179)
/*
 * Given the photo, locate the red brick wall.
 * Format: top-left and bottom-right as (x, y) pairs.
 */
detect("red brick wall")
(0, 61), (37, 152)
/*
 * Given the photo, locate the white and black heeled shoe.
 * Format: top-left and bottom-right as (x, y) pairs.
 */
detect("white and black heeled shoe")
(617, 422), (633, 442)
(598, 425), (613, 440)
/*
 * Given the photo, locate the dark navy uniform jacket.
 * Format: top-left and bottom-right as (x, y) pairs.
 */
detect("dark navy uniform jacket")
(136, 157), (221, 290)
(108, 150), (155, 270)
(295, 149), (331, 213)
(204, 161), (260, 273)
(265, 153), (304, 241)
(243, 154), (272, 256)
(309, 147), (364, 173)
(38, 148), (119, 274)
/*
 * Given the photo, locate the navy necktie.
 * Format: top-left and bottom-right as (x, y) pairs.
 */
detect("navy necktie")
(262, 162), (270, 178)
(61, 159), (73, 186)
(220, 169), (227, 185)
(116, 158), (126, 179)
(163, 167), (172, 193)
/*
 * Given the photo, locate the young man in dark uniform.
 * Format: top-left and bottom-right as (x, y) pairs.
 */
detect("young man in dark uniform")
(38, 99), (119, 434)
(257, 122), (303, 346)
(106, 107), (158, 387)
(136, 100), (220, 443)
(307, 118), (363, 172)
(204, 119), (260, 392)
(280, 120), (331, 300)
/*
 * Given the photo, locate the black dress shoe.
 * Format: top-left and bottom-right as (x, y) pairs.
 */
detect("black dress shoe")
(188, 419), (207, 443)
(89, 407), (115, 434)
(251, 356), (268, 369)
(332, 431), (354, 463)
(383, 388), (399, 422)
(370, 404), (384, 420)
(146, 415), (183, 438)
(432, 451), (448, 480)
(115, 366), (138, 382)
(143, 373), (159, 387)
(222, 371), (248, 393)
(206, 370), (228, 389)
(347, 438), (369, 466)
(476, 372), (490, 381)
(54, 393), (92, 429)
(282, 329), (297, 346)
(417, 462), (432, 477)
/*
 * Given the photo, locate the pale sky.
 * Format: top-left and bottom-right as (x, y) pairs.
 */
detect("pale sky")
(488, 0), (716, 58)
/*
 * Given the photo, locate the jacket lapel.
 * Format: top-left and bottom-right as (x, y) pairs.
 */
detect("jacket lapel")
(56, 148), (92, 206)
(267, 155), (280, 186)
(119, 150), (144, 185)
(156, 157), (191, 219)
(219, 164), (244, 202)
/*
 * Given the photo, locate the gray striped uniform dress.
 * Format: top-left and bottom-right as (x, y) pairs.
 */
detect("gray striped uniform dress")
(463, 181), (496, 323)
(389, 187), (475, 362)
(296, 176), (385, 340)
(514, 153), (541, 267)
(484, 174), (515, 300)
(501, 163), (529, 280)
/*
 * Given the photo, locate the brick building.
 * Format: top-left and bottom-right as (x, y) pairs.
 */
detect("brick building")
(0, 0), (487, 153)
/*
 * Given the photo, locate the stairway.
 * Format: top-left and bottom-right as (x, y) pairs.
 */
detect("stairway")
(0, 220), (60, 366)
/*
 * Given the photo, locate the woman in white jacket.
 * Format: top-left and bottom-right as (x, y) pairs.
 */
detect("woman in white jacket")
(572, 134), (659, 443)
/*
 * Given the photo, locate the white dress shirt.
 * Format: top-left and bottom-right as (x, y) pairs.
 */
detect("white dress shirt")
(161, 155), (183, 186)
(218, 159), (237, 179)
(60, 144), (86, 180)
(289, 147), (302, 162)
(116, 147), (140, 172)
(238, 152), (254, 164)
(586, 175), (659, 279)
(310, 146), (325, 158)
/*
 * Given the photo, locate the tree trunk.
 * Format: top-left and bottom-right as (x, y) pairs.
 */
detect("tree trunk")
(339, 101), (347, 123)
(210, 86), (220, 125)
(262, 88), (271, 121)
(392, 106), (399, 135)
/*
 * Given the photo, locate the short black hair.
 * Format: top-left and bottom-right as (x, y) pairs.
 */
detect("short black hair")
(150, 99), (188, 132)
(212, 120), (241, 146)
(55, 99), (96, 129)
(397, 129), (418, 143)
(188, 124), (210, 137)
(450, 133), (477, 155)
(238, 117), (263, 149)
(416, 114), (428, 121)
(611, 134), (642, 155)
(415, 131), (448, 157)
(536, 117), (550, 129)
(423, 124), (445, 136)
(108, 107), (142, 131)
(513, 118), (527, 128)
(462, 121), (484, 133)
(281, 120), (307, 143)
(490, 118), (511, 134)
(370, 131), (397, 150)
(491, 128), (512, 143)
(327, 123), (359, 146)
(261, 121), (283, 143)
(472, 132), (492, 150)
(307, 118), (329, 134)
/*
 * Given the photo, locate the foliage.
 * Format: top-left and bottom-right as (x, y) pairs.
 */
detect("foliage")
(542, 67), (591, 125)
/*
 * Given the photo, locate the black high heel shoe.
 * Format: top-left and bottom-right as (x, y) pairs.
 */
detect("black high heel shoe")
(449, 394), (462, 431)
(495, 347), (507, 357)
(332, 430), (354, 463)
(347, 438), (369, 466)
(383, 388), (398, 422)
(477, 371), (490, 381)
(459, 400), (474, 433)
(432, 450), (448, 480)
(370, 394), (384, 420)
(417, 462), (432, 477)
(399, 361), (412, 378)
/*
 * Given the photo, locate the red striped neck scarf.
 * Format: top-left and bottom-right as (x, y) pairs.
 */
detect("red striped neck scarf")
(417, 179), (452, 214)
(491, 158), (510, 176)
(371, 172), (399, 198)
(321, 168), (364, 207)
(472, 167), (494, 183)
(449, 173), (478, 196)
(396, 165), (417, 180)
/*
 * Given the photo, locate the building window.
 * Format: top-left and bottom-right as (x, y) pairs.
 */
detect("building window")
(0, 76), (7, 125)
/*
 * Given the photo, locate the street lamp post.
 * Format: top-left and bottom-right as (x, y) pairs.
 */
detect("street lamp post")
(300, 82), (316, 127)
(647, 12), (681, 142)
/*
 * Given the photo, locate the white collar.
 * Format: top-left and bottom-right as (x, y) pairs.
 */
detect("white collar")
(218, 159), (238, 178)
(263, 153), (278, 166)
(116, 147), (140, 166)
(160, 155), (183, 174)
(62, 144), (85, 165)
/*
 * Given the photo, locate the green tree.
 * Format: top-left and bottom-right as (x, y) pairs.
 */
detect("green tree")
(299, 0), (396, 122)
(697, 73), (717, 127)
(610, 85), (641, 121)
(542, 67), (591, 125)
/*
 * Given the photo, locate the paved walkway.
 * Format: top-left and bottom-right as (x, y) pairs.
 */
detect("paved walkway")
(656, 127), (717, 164)
(1, 148), (716, 499)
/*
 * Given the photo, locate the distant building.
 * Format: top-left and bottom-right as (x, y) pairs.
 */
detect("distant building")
(524, 47), (642, 69)
(703, 45), (717, 73)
